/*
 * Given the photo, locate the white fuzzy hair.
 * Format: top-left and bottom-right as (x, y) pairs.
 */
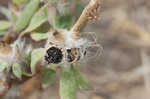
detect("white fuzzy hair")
(45, 29), (102, 64)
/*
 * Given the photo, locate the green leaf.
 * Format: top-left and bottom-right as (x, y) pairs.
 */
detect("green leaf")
(57, 14), (73, 29)
(34, 25), (50, 33)
(31, 48), (45, 74)
(10, 11), (18, 22)
(60, 68), (78, 99)
(42, 67), (56, 88)
(12, 63), (22, 79)
(0, 63), (8, 72)
(47, 4), (72, 29)
(13, 0), (30, 5)
(0, 21), (11, 31)
(76, 3), (86, 32)
(22, 71), (33, 77)
(21, 4), (48, 36)
(76, 3), (84, 20)
(14, 0), (40, 31)
(0, 6), (10, 19)
(72, 66), (89, 90)
(47, 4), (58, 29)
(24, 50), (32, 64)
(0, 31), (7, 36)
(30, 32), (48, 41)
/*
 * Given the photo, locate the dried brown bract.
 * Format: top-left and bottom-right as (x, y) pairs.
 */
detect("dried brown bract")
(0, 42), (12, 55)
(0, 80), (9, 97)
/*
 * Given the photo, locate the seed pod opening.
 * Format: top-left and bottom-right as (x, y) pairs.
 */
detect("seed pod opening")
(67, 49), (75, 63)
(45, 47), (63, 64)
(66, 48), (80, 64)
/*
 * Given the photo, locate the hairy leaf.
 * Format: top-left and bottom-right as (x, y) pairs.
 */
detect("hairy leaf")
(0, 6), (10, 20)
(21, 4), (48, 36)
(30, 32), (48, 41)
(13, 0), (30, 5)
(12, 63), (22, 79)
(47, 4), (58, 29)
(76, 3), (86, 32)
(34, 25), (50, 33)
(0, 21), (11, 31)
(0, 31), (7, 36)
(60, 68), (78, 99)
(31, 48), (45, 74)
(72, 66), (89, 90)
(0, 63), (8, 72)
(76, 3), (84, 20)
(42, 67), (56, 88)
(14, 0), (40, 31)
(47, 5), (72, 29)
(57, 14), (73, 29)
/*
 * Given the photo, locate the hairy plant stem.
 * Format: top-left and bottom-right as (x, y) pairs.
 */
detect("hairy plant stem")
(71, 0), (101, 33)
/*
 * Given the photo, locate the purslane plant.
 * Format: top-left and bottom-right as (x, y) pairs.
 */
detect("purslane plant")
(0, 0), (102, 99)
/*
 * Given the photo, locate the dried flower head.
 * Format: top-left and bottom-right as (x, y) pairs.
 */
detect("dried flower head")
(44, 0), (102, 65)
(0, 39), (32, 79)
(44, 29), (102, 65)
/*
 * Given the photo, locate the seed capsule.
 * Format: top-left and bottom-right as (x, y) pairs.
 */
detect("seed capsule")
(67, 49), (75, 63)
(45, 47), (63, 64)
(66, 48), (80, 64)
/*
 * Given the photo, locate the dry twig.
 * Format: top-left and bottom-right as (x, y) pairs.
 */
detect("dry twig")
(71, 0), (101, 33)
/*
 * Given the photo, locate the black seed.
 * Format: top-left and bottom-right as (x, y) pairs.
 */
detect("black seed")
(77, 55), (80, 61)
(45, 47), (63, 64)
(67, 49), (75, 63)
(84, 51), (87, 56)
(53, 31), (59, 36)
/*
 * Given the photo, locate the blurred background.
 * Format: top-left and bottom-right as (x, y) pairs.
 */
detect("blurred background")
(1, 0), (150, 99)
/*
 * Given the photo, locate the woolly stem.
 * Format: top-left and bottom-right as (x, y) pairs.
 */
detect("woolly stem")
(71, 0), (101, 33)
